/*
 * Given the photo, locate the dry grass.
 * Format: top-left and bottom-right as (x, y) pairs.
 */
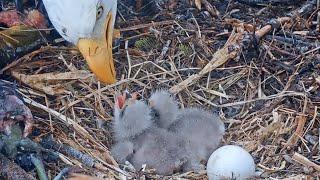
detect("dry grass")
(2, 0), (319, 179)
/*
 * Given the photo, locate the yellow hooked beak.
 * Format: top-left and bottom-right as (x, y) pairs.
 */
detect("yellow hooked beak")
(77, 12), (116, 84)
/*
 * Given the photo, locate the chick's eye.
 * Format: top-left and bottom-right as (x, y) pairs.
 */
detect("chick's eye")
(96, 6), (104, 19)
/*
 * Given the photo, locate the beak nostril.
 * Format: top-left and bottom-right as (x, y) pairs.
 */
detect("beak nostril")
(94, 46), (99, 54)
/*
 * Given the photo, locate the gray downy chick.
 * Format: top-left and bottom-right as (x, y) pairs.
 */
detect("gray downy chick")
(130, 127), (186, 175)
(112, 92), (154, 141)
(111, 92), (185, 175)
(149, 89), (179, 129)
(111, 92), (152, 164)
(111, 141), (134, 164)
(168, 107), (225, 172)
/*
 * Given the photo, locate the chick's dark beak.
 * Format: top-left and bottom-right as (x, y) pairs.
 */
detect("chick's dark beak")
(124, 91), (132, 99)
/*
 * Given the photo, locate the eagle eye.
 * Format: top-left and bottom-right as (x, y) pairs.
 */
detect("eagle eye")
(97, 6), (104, 19)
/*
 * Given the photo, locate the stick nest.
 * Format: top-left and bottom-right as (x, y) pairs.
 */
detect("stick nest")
(3, 0), (319, 179)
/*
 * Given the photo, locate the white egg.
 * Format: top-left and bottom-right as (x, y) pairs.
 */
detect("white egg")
(206, 145), (255, 180)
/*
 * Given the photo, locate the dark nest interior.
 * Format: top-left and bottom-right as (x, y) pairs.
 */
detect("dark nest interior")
(0, 0), (319, 179)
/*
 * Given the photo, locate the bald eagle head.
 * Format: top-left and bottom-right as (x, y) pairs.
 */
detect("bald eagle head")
(43, 0), (117, 84)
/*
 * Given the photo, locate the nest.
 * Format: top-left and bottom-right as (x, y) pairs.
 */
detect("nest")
(1, 0), (319, 179)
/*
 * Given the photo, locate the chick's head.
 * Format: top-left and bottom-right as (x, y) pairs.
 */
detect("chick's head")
(149, 90), (179, 128)
(113, 92), (153, 140)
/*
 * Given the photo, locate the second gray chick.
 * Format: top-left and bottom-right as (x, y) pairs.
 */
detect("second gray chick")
(111, 92), (186, 175)
(149, 90), (225, 172)
(169, 107), (225, 172)
(149, 89), (179, 129)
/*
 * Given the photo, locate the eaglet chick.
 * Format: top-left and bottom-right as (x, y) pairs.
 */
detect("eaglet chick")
(111, 92), (185, 175)
(149, 90), (225, 172)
